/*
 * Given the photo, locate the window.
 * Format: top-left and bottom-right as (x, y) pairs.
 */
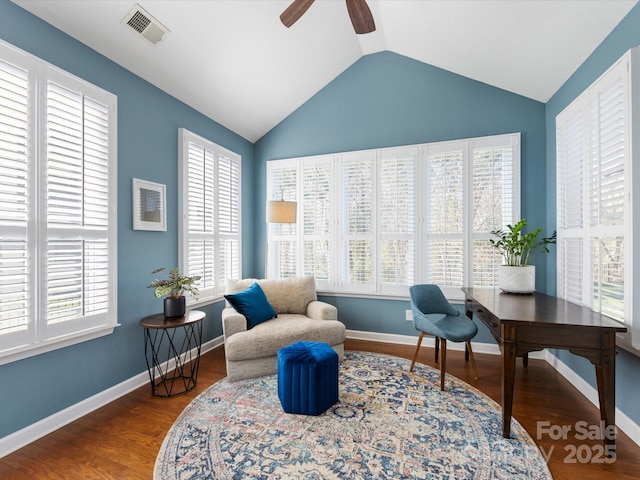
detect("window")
(179, 129), (241, 302)
(266, 133), (520, 299)
(0, 40), (118, 364)
(556, 47), (639, 349)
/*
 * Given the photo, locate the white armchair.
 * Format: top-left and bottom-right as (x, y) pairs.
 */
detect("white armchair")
(222, 276), (346, 381)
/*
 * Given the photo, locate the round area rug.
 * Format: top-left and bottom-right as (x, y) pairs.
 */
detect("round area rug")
(155, 351), (552, 479)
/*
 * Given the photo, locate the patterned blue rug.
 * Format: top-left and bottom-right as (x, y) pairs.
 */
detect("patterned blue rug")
(155, 351), (552, 479)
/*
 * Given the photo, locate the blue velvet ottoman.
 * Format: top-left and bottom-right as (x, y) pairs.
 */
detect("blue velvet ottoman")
(277, 341), (339, 415)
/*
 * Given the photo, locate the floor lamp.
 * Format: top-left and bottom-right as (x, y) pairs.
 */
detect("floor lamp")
(265, 196), (297, 279)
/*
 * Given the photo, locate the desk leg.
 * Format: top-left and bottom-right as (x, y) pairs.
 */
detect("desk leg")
(595, 333), (617, 451)
(501, 326), (517, 438)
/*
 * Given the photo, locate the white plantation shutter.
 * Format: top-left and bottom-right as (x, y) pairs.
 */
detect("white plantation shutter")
(266, 133), (519, 298)
(424, 144), (464, 295)
(588, 67), (626, 322)
(217, 153), (241, 290)
(185, 140), (215, 297)
(302, 157), (333, 288)
(0, 40), (117, 362)
(471, 136), (519, 288)
(556, 48), (639, 347)
(180, 129), (241, 301)
(340, 152), (375, 292)
(267, 163), (298, 279)
(378, 148), (416, 293)
(45, 78), (113, 336)
(0, 52), (32, 349)
(557, 102), (585, 304)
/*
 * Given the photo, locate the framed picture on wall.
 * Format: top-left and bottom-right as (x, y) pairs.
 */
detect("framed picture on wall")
(132, 178), (166, 231)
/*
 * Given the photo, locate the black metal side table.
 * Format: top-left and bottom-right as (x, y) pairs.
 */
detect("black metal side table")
(140, 310), (205, 397)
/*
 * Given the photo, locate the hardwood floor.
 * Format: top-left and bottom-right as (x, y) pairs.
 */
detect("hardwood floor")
(1, 339), (639, 479)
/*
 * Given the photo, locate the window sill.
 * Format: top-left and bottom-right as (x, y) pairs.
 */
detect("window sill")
(0, 324), (120, 367)
(317, 289), (466, 303)
(187, 295), (226, 310)
(617, 332), (640, 358)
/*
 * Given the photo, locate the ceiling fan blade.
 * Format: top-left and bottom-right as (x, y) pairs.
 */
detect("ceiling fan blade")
(280, 0), (315, 28)
(345, 0), (376, 34)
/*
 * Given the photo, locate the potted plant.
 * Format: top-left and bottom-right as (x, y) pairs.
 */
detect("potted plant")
(489, 219), (556, 294)
(148, 267), (201, 318)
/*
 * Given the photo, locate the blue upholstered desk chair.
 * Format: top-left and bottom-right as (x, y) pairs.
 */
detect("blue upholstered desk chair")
(409, 284), (479, 391)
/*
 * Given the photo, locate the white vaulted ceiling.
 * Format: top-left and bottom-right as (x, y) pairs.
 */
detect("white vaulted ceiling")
(12, 0), (638, 142)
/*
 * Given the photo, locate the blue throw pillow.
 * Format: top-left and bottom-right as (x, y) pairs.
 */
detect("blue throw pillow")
(224, 282), (277, 329)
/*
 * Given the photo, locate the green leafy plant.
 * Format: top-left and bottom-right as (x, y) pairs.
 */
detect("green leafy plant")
(489, 219), (557, 267)
(148, 267), (201, 299)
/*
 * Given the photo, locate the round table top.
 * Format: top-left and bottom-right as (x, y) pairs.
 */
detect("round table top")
(140, 309), (205, 329)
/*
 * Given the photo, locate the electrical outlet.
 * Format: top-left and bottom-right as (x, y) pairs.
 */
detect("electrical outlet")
(405, 310), (413, 321)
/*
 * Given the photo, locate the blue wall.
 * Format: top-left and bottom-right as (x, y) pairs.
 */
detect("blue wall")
(545, 2), (640, 430)
(0, 0), (254, 439)
(3, 0), (639, 444)
(255, 51), (547, 342)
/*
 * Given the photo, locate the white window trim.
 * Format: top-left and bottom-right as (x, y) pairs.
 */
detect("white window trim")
(0, 327), (116, 367)
(178, 128), (242, 304)
(267, 133), (521, 300)
(0, 39), (118, 365)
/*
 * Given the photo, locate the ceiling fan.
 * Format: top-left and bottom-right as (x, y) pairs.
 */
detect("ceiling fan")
(280, 0), (376, 35)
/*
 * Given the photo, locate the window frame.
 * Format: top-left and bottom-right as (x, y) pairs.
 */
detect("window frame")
(0, 39), (118, 366)
(266, 133), (521, 300)
(178, 128), (242, 304)
(556, 47), (640, 350)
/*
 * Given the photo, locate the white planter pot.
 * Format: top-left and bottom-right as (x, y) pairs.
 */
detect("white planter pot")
(499, 265), (535, 294)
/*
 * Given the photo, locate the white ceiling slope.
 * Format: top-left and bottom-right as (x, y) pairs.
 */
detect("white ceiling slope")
(13, 0), (638, 142)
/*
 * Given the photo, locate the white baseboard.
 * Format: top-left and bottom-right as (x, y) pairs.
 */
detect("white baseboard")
(345, 329), (545, 358)
(545, 350), (640, 448)
(0, 336), (224, 459)
(3, 331), (639, 458)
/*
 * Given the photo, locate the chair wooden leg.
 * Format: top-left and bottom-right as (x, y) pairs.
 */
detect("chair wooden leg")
(410, 332), (425, 372)
(466, 340), (479, 380)
(434, 336), (440, 363)
(440, 338), (447, 391)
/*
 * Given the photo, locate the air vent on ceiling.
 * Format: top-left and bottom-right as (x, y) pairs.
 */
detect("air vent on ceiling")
(122, 4), (170, 45)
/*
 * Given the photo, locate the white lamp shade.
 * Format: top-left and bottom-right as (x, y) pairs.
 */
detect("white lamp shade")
(267, 200), (297, 223)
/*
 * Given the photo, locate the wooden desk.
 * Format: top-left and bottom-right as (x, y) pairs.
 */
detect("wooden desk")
(462, 287), (626, 446)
